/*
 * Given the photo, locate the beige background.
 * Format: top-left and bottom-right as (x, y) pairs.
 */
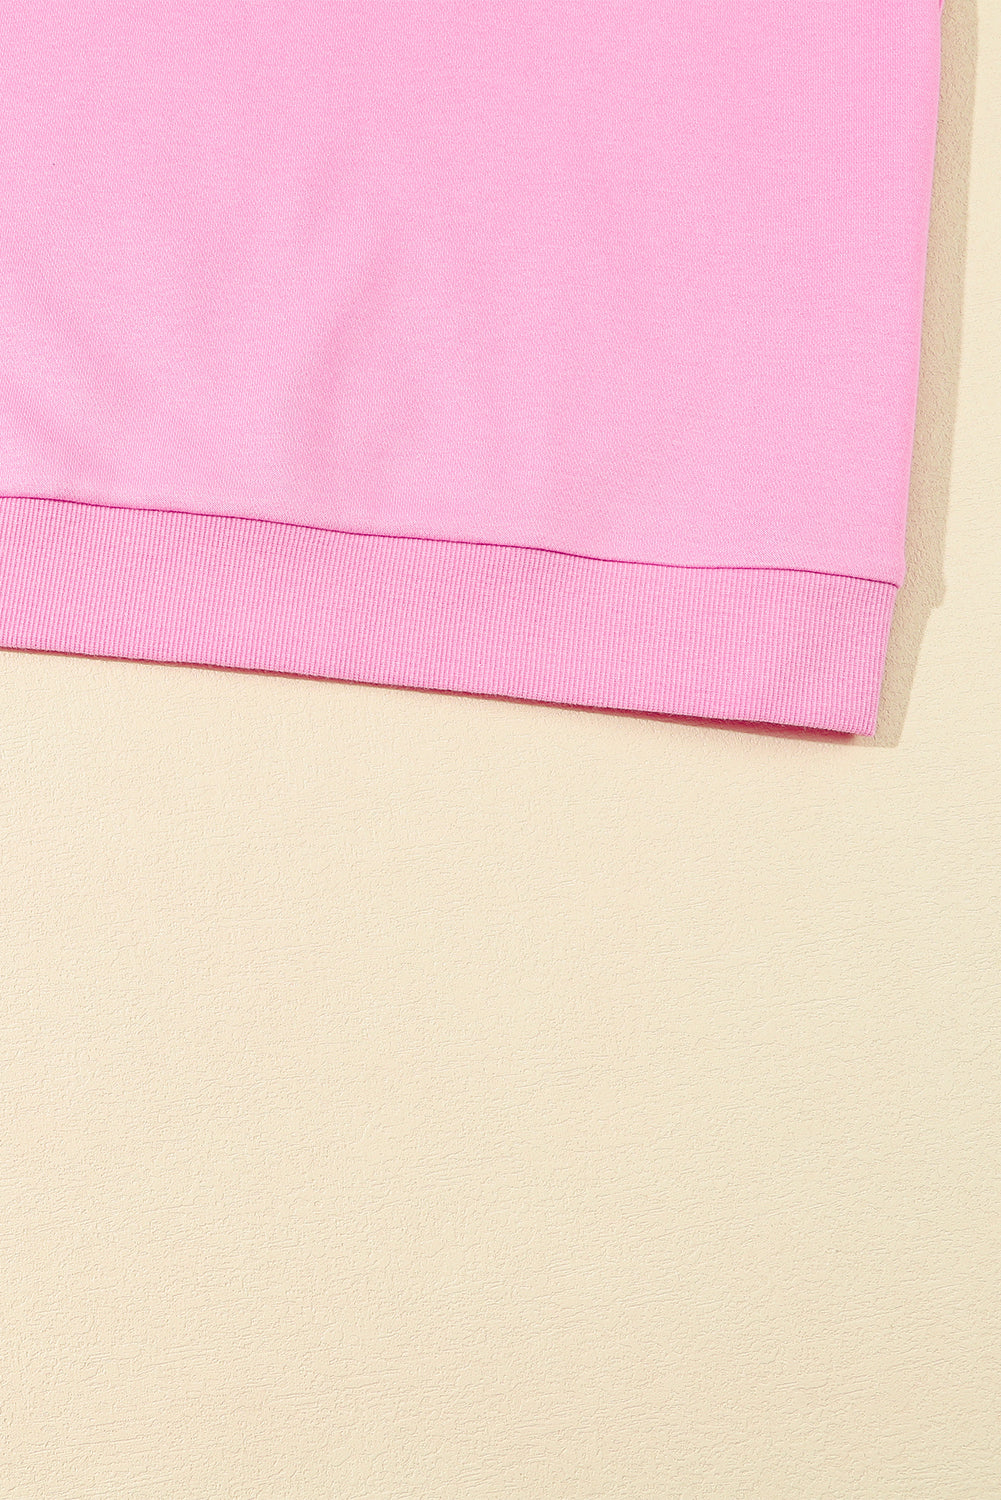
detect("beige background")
(1, 3), (998, 1495)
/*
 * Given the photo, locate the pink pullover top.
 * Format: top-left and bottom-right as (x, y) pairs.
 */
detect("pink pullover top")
(1, 2), (943, 732)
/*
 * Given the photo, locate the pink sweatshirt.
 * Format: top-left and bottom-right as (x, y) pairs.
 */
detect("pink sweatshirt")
(0, 2), (942, 733)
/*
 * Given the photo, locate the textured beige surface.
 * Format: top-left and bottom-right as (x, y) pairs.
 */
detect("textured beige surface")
(1, 3), (998, 1496)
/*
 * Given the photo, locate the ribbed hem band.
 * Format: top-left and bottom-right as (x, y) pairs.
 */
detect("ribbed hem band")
(0, 496), (896, 733)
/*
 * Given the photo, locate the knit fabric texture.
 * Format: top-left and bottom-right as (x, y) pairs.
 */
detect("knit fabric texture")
(0, 2), (943, 732)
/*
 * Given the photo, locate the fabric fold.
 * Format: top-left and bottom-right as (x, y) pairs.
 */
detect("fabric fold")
(1, 496), (896, 733)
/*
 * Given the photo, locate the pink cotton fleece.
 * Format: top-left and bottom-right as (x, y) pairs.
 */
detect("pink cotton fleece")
(0, 2), (942, 732)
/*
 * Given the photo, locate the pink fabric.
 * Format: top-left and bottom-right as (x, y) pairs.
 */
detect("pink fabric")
(0, 2), (942, 731)
(1, 495), (897, 733)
